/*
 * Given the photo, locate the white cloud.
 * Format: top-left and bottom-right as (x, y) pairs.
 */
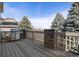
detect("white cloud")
(29, 10), (68, 29)
(29, 14), (56, 29)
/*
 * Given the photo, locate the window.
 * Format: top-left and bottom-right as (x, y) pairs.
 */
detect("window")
(67, 41), (69, 45)
(71, 38), (73, 41)
(2, 22), (18, 25)
(60, 43), (63, 47)
(67, 37), (69, 39)
(60, 35), (63, 37)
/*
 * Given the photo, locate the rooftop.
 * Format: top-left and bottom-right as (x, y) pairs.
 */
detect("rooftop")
(0, 18), (18, 25)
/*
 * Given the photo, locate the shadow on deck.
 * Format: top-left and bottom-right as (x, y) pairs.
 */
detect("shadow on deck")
(0, 39), (79, 57)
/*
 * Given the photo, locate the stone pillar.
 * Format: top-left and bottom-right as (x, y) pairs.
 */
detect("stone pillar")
(23, 30), (25, 39)
(44, 29), (54, 49)
(20, 30), (26, 39)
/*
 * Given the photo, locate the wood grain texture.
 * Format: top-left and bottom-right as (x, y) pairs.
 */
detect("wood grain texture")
(0, 39), (78, 57)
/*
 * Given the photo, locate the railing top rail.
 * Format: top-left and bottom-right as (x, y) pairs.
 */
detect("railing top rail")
(27, 30), (44, 33)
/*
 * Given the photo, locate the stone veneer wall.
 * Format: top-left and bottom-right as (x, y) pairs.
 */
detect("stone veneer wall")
(44, 29), (65, 50)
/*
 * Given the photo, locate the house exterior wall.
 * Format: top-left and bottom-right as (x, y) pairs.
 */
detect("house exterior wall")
(11, 31), (20, 41)
(0, 18), (19, 42)
(1, 28), (17, 31)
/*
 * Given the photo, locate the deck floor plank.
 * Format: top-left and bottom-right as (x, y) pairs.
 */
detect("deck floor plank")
(8, 42), (16, 57)
(10, 42), (20, 57)
(6, 42), (12, 57)
(21, 40), (54, 57)
(16, 41), (43, 57)
(2, 43), (7, 57)
(13, 42), (25, 57)
(0, 43), (3, 57)
(15, 42), (32, 57)
(0, 39), (79, 57)
(16, 41), (38, 57)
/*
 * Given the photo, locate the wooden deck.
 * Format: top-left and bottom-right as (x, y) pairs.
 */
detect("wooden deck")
(0, 39), (79, 57)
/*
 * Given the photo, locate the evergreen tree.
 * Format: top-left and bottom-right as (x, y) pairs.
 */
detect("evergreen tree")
(19, 16), (32, 30)
(51, 13), (64, 32)
(63, 2), (79, 31)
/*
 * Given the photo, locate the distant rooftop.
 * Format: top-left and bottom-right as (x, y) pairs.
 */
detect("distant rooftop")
(1, 18), (18, 25)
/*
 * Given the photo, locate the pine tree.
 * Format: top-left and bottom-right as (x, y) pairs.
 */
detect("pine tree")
(19, 16), (32, 30)
(51, 13), (64, 32)
(63, 2), (79, 31)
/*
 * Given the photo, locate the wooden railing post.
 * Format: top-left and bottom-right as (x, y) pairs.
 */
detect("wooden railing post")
(32, 31), (34, 41)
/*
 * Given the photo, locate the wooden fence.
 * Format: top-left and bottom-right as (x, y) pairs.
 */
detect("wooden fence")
(26, 30), (44, 43)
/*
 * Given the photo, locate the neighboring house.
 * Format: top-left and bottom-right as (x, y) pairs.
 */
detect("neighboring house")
(0, 18), (20, 42)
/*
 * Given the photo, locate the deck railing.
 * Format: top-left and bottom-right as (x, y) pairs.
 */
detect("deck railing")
(26, 30), (44, 43)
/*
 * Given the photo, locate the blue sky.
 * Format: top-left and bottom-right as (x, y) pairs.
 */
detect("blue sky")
(2, 2), (72, 29)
